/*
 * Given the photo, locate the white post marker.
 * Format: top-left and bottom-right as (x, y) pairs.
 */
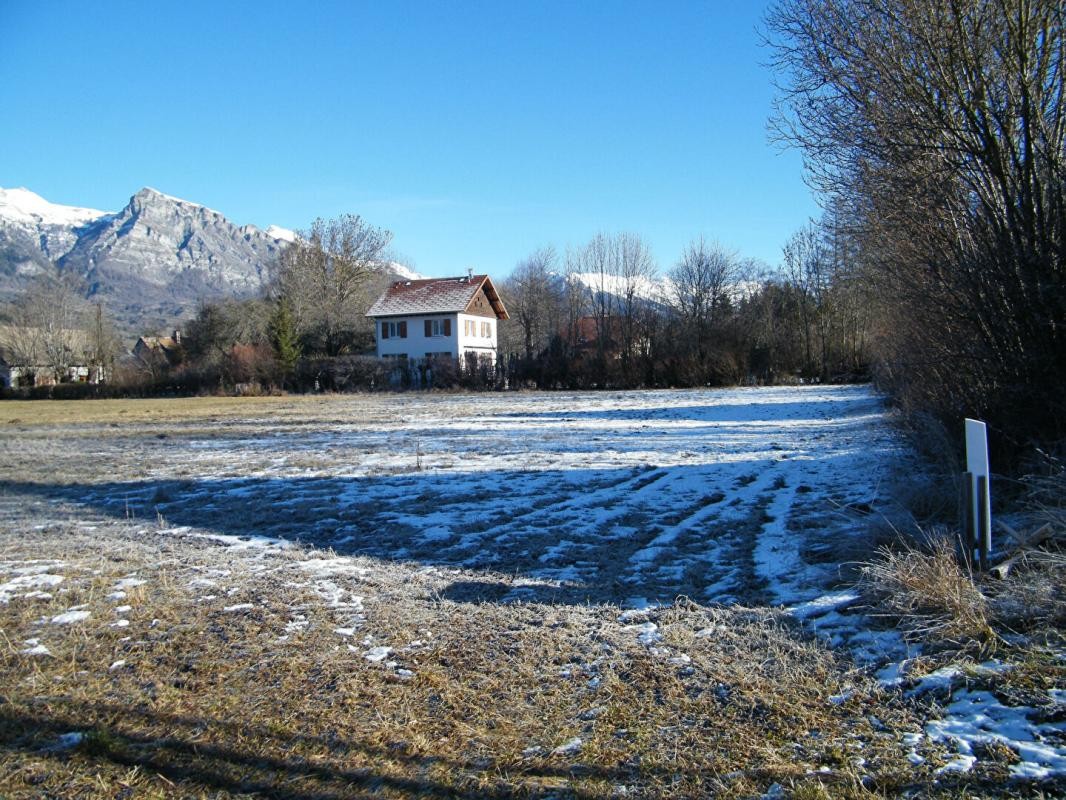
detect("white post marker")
(964, 418), (992, 562)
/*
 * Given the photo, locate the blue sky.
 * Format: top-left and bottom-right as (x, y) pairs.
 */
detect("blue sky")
(0, 0), (817, 277)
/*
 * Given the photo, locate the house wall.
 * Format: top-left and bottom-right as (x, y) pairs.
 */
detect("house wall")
(0, 364), (105, 388)
(2, 366), (53, 387)
(373, 312), (498, 362)
(464, 287), (498, 319)
(376, 314), (460, 360)
(457, 313), (496, 359)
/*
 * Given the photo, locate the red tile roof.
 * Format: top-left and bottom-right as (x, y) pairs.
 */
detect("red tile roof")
(366, 275), (509, 319)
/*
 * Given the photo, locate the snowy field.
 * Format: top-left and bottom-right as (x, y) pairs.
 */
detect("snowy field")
(7, 385), (905, 609)
(1, 385), (1063, 795)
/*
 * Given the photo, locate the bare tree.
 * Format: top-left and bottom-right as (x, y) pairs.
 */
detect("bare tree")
(767, 0), (1066, 452)
(669, 239), (738, 325)
(562, 232), (659, 383)
(273, 214), (392, 357)
(580, 233), (618, 369)
(668, 238), (740, 377)
(562, 245), (589, 352)
(86, 303), (121, 379)
(1, 273), (91, 383)
(616, 232), (657, 377)
(782, 223), (825, 376)
(502, 246), (564, 361)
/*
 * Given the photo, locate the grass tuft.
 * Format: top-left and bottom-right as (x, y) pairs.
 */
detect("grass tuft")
(859, 534), (995, 650)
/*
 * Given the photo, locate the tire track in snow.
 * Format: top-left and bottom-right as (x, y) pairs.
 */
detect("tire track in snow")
(433, 466), (671, 558)
(611, 461), (789, 602)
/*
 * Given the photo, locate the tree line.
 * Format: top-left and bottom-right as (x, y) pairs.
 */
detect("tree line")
(1, 214), (872, 397)
(765, 0), (1065, 466)
(172, 222), (874, 394)
(497, 230), (870, 391)
(0, 222), (866, 399)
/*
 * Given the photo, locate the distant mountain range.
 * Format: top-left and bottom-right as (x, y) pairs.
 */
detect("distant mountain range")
(0, 186), (421, 337)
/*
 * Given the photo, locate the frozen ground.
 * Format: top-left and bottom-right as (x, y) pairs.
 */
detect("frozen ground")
(1, 384), (1063, 789)
(4, 385), (907, 608)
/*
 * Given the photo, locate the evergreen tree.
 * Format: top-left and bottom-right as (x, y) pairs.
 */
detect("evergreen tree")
(269, 301), (301, 381)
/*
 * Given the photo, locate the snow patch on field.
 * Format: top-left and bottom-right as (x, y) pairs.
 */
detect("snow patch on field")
(7, 385), (1061, 782)
(927, 690), (1066, 778)
(0, 572), (64, 603)
(20, 638), (51, 656)
(791, 592), (1066, 780)
(51, 609), (90, 625)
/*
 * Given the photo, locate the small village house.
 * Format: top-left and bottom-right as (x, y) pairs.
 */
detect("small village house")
(366, 274), (509, 370)
(568, 315), (625, 359)
(0, 325), (106, 388)
(132, 330), (184, 374)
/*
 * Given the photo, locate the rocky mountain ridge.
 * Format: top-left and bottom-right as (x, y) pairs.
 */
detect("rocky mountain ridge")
(0, 187), (110, 275)
(0, 186), (295, 334)
(0, 185), (303, 334)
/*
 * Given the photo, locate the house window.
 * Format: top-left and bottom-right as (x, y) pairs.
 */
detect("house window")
(463, 319), (474, 337)
(381, 321), (407, 339)
(481, 321), (491, 338)
(424, 318), (451, 337)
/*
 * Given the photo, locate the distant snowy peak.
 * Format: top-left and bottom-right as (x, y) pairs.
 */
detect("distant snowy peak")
(138, 186), (202, 206)
(59, 186), (288, 292)
(0, 186), (112, 228)
(567, 271), (670, 304)
(127, 186), (228, 219)
(0, 184), (422, 334)
(388, 261), (427, 281)
(265, 224), (296, 243)
(564, 272), (758, 306)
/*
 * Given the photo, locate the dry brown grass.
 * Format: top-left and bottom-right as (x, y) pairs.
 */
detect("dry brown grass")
(859, 534), (995, 651)
(989, 549), (1066, 643)
(0, 395), (302, 426)
(0, 523), (953, 799)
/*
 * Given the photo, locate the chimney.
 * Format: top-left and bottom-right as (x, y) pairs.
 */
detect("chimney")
(466, 267), (473, 280)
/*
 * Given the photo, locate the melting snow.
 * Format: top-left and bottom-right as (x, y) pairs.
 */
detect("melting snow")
(20, 638), (51, 656)
(51, 610), (90, 625)
(45, 732), (86, 751)
(552, 737), (584, 757)
(113, 577), (146, 590)
(0, 573), (64, 603)
(926, 689), (1066, 779)
(623, 621), (662, 646)
(363, 646), (393, 662)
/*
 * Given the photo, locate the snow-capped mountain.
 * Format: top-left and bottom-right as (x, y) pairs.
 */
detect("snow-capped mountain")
(0, 186), (430, 336)
(0, 187), (113, 273)
(265, 224), (296, 243)
(567, 271), (671, 306)
(59, 186), (286, 304)
(0, 186), (111, 229)
(0, 184), (432, 335)
(0, 186), (294, 332)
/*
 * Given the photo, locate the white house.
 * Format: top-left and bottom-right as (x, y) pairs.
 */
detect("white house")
(0, 325), (107, 388)
(365, 274), (509, 367)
